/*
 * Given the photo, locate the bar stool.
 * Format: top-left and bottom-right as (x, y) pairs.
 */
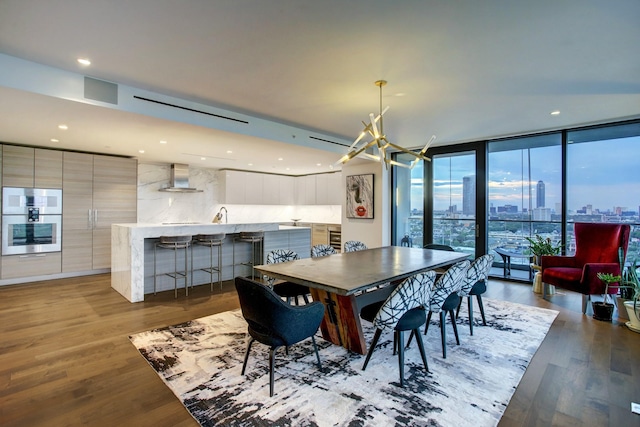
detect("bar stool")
(232, 231), (264, 280)
(194, 233), (226, 291)
(154, 235), (192, 298)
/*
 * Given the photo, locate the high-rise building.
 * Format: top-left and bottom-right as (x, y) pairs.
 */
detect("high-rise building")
(462, 175), (476, 216)
(536, 180), (545, 208)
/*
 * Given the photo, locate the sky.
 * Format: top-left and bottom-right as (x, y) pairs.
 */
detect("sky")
(413, 135), (640, 213)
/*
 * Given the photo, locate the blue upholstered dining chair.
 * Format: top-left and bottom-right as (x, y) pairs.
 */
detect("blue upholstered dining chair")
(360, 270), (436, 387)
(235, 276), (325, 397)
(265, 249), (311, 305)
(344, 240), (368, 252)
(457, 254), (494, 336)
(311, 244), (337, 258)
(423, 260), (470, 358)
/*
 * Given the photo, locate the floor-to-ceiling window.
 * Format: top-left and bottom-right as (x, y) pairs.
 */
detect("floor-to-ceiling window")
(487, 134), (563, 278)
(391, 119), (640, 280)
(431, 151), (477, 256)
(392, 153), (424, 247)
(566, 122), (640, 260)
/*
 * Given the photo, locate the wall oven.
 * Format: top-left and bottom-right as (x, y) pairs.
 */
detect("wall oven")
(2, 187), (62, 255)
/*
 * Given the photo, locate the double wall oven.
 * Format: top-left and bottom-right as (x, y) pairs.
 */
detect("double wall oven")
(2, 187), (62, 255)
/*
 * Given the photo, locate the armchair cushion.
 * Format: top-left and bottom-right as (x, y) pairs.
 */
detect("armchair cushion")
(541, 222), (630, 296)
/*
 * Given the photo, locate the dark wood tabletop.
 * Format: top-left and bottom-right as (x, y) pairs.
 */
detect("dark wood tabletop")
(255, 246), (470, 296)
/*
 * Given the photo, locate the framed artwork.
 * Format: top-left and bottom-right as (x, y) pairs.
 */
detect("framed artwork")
(346, 174), (374, 219)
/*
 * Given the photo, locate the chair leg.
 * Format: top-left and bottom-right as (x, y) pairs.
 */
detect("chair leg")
(302, 293), (310, 304)
(582, 294), (590, 314)
(405, 330), (414, 349)
(476, 294), (487, 325)
(440, 311), (447, 358)
(393, 331), (398, 356)
(397, 330), (405, 387)
(468, 296), (474, 336)
(362, 328), (383, 371)
(269, 345), (280, 397)
(241, 337), (255, 375)
(455, 298), (463, 319)
(424, 311), (433, 335)
(449, 310), (460, 345)
(310, 335), (322, 370)
(413, 327), (430, 373)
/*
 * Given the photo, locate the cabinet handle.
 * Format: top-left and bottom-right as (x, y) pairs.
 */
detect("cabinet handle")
(94, 209), (98, 227)
(88, 209), (93, 229)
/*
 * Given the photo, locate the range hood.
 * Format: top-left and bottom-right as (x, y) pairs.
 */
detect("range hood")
(159, 163), (203, 193)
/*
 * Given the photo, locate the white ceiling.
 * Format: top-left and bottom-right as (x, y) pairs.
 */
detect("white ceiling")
(0, 0), (638, 175)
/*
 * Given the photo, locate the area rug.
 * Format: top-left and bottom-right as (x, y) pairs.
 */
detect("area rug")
(130, 299), (558, 426)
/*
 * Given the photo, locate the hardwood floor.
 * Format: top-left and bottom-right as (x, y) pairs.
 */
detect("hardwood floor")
(0, 274), (638, 426)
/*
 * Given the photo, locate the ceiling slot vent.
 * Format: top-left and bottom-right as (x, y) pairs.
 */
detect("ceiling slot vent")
(309, 135), (350, 147)
(133, 95), (248, 124)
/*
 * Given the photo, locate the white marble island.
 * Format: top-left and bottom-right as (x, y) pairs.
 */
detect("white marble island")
(111, 222), (311, 302)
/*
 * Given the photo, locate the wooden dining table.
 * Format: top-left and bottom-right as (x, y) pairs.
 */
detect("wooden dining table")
(254, 246), (470, 355)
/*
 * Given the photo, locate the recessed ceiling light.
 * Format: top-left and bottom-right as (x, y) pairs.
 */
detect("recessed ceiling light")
(226, 150), (233, 154)
(77, 58), (91, 66)
(248, 163), (253, 166)
(394, 92), (406, 97)
(278, 157), (283, 161)
(50, 138), (59, 143)
(201, 157), (206, 160)
(138, 150), (145, 154)
(159, 140), (167, 144)
(286, 167), (290, 171)
(550, 110), (560, 115)
(316, 163), (322, 166)
(58, 124), (68, 130)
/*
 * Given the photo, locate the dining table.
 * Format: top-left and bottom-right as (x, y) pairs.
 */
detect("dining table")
(254, 246), (470, 355)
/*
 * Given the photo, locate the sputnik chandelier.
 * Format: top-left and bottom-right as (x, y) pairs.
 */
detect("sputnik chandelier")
(337, 80), (435, 169)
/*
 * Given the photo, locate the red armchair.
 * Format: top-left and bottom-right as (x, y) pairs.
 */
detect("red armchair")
(541, 222), (630, 313)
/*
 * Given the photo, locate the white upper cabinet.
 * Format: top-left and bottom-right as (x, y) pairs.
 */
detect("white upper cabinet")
(219, 170), (247, 204)
(220, 170), (340, 205)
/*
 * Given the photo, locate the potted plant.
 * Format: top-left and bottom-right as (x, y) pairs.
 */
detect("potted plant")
(593, 272), (620, 321)
(525, 234), (562, 266)
(620, 259), (640, 332)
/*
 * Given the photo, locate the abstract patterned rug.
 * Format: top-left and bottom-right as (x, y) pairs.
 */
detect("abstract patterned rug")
(130, 299), (558, 426)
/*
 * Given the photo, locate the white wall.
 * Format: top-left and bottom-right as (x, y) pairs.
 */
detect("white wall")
(341, 160), (390, 249)
(137, 162), (341, 224)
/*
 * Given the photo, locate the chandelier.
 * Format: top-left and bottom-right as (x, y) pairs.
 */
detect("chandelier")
(337, 80), (435, 169)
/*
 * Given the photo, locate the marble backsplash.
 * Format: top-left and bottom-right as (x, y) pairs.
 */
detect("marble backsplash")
(137, 163), (341, 225)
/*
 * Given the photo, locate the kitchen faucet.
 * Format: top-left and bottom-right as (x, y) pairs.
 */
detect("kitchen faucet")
(213, 206), (228, 223)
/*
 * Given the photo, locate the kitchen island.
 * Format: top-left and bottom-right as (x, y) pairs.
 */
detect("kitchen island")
(111, 223), (311, 302)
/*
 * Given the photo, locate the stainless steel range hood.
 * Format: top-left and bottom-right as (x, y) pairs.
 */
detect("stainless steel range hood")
(159, 163), (203, 193)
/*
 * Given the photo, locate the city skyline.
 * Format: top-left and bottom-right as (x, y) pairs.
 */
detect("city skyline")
(425, 135), (640, 215)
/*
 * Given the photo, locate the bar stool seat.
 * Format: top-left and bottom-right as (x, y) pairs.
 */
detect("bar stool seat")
(194, 233), (226, 291)
(233, 231), (264, 280)
(154, 235), (192, 298)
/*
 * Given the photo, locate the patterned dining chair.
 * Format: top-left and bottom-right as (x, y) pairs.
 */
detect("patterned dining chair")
(311, 244), (337, 258)
(423, 260), (470, 358)
(344, 240), (368, 252)
(457, 254), (494, 336)
(266, 249), (311, 305)
(360, 270), (436, 387)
